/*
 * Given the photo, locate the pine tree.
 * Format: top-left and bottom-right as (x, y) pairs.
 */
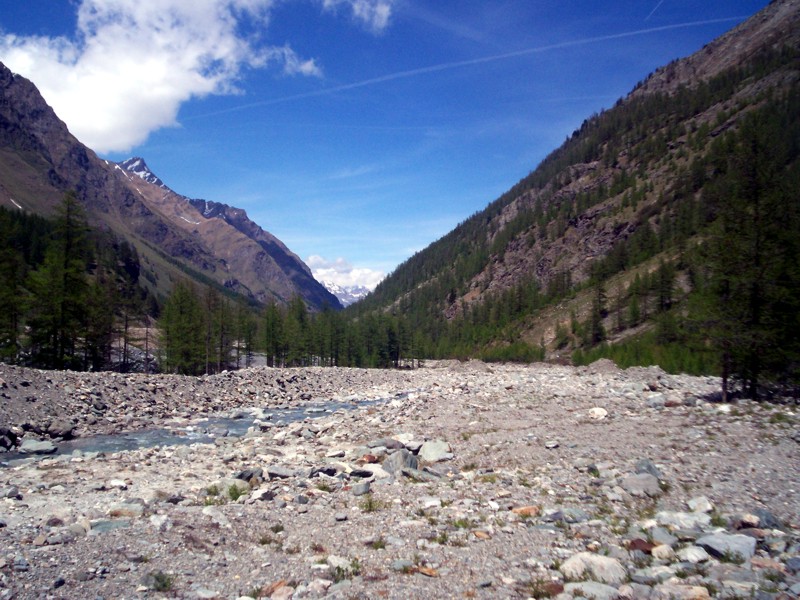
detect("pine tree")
(26, 192), (91, 369)
(159, 281), (205, 375)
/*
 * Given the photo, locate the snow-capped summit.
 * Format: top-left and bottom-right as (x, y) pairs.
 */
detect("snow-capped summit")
(320, 281), (371, 307)
(119, 157), (168, 189)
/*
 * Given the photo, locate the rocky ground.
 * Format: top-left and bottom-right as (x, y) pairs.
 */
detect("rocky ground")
(0, 360), (799, 600)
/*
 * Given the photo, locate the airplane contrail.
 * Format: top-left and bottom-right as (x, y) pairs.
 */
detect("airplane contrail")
(188, 16), (745, 120)
(646, 1), (667, 22)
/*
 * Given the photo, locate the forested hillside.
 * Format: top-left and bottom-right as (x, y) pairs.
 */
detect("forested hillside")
(347, 4), (800, 396)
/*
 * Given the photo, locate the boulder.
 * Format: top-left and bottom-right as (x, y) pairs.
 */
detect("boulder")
(560, 552), (627, 585)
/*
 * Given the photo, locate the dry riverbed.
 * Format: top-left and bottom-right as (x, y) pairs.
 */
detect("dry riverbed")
(0, 360), (799, 599)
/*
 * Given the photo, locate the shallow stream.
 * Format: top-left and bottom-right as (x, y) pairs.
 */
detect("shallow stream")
(1, 396), (391, 467)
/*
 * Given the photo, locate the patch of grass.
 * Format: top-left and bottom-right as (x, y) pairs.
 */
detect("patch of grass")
(359, 494), (384, 513)
(462, 462), (478, 471)
(518, 577), (558, 599)
(316, 480), (333, 492)
(476, 474), (498, 484)
(228, 484), (245, 501)
(206, 484), (220, 496)
(710, 512), (727, 528)
(720, 549), (745, 565)
(150, 571), (174, 592)
(451, 518), (471, 529)
(370, 537), (386, 550)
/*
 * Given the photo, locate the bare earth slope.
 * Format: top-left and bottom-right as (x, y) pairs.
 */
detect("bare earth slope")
(0, 362), (798, 599)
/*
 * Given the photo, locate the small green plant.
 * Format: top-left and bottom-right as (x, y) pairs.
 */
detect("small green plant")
(462, 462), (478, 471)
(518, 577), (557, 599)
(477, 473), (497, 484)
(434, 531), (449, 545)
(206, 484), (220, 496)
(370, 537), (387, 550)
(228, 484), (245, 501)
(720, 549), (745, 565)
(452, 518), (471, 529)
(587, 465), (600, 478)
(710, 512), (727, 527)
(150, 571), (174, 592)
(359, 494), (384, 513)
(316, 481), (333, 492)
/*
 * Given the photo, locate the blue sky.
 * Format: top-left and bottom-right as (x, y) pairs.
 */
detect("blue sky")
(0, 0), (769, 289)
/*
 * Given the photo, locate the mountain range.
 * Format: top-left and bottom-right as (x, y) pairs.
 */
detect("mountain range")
(0, 70), (340, 311)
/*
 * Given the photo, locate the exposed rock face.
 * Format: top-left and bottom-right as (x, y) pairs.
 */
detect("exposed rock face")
(0, 65), (340, 310)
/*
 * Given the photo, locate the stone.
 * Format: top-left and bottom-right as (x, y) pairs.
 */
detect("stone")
(0, 485), (20, 499)
(651, 544), (676, 561)
(632, 565), (675, 585)
(392, 559), (414, 572)
(635, 458), (663, 479)
(417, 440), (453, 462)
(544, 440), (559, 449)
(563, 581), (619, 600)
(559, 552), (627, 585)
(108, 503), (145, 518)
(46, 419), (75, 439)
(655, 511), (711, 530)
(651, 584), (711, 599)
(786, 556), (800, 574)
(19, 438), (57, 454)
(588, 407), (608, 420)
(267, 465), (295, 479)
(696, 532), (756, 560)
(677, 546), (710, 563)
(382, 449), (418, 474)
(351, 481), (371, 496)
(688, 495), (714, 513)
(250, 488), (276, 502)
(621, 473), (662, 497)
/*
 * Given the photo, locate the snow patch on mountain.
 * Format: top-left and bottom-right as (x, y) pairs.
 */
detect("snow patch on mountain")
(320, 281), (370, 307)
(119, 157), (168, 189)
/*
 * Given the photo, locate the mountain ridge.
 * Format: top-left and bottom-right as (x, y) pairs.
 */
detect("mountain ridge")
(0, 66), (340, 310)
(352, 0), (800, 364)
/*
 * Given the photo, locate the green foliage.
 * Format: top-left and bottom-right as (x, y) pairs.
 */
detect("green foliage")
(572, 330), (717, 376)
(159, 281), (205, 375)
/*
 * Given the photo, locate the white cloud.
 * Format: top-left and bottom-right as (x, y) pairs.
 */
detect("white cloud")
(321, 0), (394, 33)
(307, 255), (384, 290)
(0, 0), (321, 153)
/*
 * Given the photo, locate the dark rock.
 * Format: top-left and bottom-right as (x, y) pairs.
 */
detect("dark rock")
(235, 468), (263, 483)
(267, 465), (295, 479)
(635, 458), (663, 479)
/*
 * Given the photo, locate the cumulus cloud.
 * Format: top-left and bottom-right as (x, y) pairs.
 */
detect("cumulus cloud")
(307, 255), (384, 290)
(321, 0), (394, 33)
(0, 0), (322, 153)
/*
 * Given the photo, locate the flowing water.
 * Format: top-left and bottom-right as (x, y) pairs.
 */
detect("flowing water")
(1, 396), (393, 467)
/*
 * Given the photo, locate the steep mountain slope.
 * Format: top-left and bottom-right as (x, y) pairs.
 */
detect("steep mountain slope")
(0, 65), (340, 310)
(354, 0), (800, 356)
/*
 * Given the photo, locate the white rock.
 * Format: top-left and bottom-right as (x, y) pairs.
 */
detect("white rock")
(588, 407), (608, 420)
(560, 552), (627, 585)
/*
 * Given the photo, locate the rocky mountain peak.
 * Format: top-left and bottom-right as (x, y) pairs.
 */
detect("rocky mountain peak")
(119, 157), (167, 189)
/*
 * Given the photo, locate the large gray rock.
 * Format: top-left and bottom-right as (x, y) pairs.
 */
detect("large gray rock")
(560, 552), (627, 585)
(621, 473), (662, 497)
(19, 439), (57, 455)
(696, 532), (756, 560)
(417, 440), (453, 463)
(564, 581), (619, 600)
(656, 511), (711, 530)
(382, 449), (418, 475)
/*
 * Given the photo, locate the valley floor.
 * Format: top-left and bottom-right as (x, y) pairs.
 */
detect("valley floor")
(0, 361), (798, 599)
